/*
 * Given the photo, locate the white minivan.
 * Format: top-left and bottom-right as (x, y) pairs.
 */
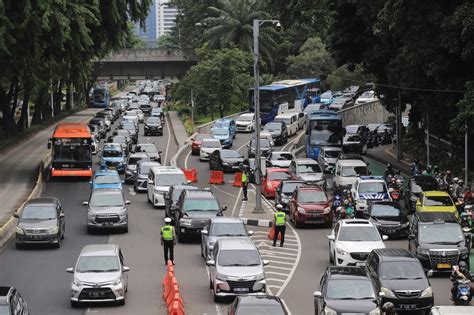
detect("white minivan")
(274, 113), (299, 136)
(147, 166), (188, 208)
(333, 159), (369, 190)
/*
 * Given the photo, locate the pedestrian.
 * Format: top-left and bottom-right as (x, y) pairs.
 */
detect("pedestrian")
(273, 206), (286, 247)
(242, 166), (249, 201)
(161, 217), (176, 265)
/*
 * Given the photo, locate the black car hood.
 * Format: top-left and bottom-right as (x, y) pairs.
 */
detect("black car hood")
(18, 218), (58, 230)
(380, 278), (429, 291)
(418, 242), (465, 250)
(370, 216), (406, 224)
(325, 299), (378, 313)
(184, 211), (220, 219)
(146, 123), (162, 127)
(222, 157), (243, 164)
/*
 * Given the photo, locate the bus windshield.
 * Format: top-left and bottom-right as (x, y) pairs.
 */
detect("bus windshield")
(52, 138), (91, 162)
(309, 120), (343, 146)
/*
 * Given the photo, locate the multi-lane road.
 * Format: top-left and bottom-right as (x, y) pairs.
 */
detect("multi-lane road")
(0, 106), (458, 315)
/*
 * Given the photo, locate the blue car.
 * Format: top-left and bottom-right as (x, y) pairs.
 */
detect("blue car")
(212, 119), (237, 139)
(320, 91), (335, 105)
(91, 170), (122, 190)
(100, 143), (126, 173)
(211, 127), (233, 148)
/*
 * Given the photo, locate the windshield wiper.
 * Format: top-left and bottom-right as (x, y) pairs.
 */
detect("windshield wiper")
(388, 277), (410, 280)
(102, 269), (119, 272)
(357, 296), (376, 300)
(338, 297), (357, 300)
(429, 241), (459, 245)
(217, 234), (246, 237)
(224, 264), (247, 266)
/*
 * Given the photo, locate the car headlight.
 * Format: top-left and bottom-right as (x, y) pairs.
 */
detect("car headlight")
(48, 226), (59, 234)
(73, 278), (83, 286)
(216, 273), (228, 281)
(16, 226), (25, 235)
(323, 207), (331, 214)
(400, 221), (410, 228)
(254, 273), (265, 281)
(180, 218), (192, 226)
(417, 247), (429, 256)
(323, 306), (337, 315)
(297, 206), (306, 214)
(336, 247), (348, 255)
(369, 308), (381, 315)
(420, 286), (432, 298)
(111, 278), (122, 286)
(380, 287), (396, 298)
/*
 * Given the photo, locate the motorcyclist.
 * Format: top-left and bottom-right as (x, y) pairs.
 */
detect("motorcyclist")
(422, 165), (433, 177)
(433, 165), (440, 176)
(410, 159), (420, 176)
(444, 170), (453, 185)
(384, 163), (396, 178)
(456, 180), (465, 198)
(464, 186), (473, 204)
(451, 177), (460, 199)
(450, 261), (473, 301)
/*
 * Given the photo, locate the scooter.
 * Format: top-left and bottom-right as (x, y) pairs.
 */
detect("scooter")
(453, 278), (472, 305)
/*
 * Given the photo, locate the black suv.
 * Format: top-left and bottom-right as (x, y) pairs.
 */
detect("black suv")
(408, 212), (469, 273)
(165, 184), (198, 220)
(174, 190), (226, 242)
(313, 266), (379, 315)
(404, 176), (439, 213)
(363, 201), (409, 238)
(144, 116), (163, 136)
(0, 286), (30, 314)
(366, 248), (433, 313)
(263, 121), (288, 145)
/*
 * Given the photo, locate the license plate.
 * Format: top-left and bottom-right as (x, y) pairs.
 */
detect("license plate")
(437, 263), (451, 269)
(385, 229), (395, 234)
(109, 166), (116, 170)
(102, 222), (113, 226)
(399, 304), (416, 310)
(90, 292), (105, 298)
(31, 235), (41, 239)
(234, 288), (249, 293)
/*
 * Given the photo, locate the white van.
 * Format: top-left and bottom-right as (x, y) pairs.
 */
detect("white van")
(147, 166), (188, 208)
(333, 159), (369, 190)
(274, 113), (299, 136)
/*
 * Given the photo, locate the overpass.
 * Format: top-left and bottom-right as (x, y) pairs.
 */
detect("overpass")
(93, 49), (196, 80)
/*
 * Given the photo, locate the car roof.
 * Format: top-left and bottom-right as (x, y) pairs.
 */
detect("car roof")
(80, 244), (119, 257)
(184, 190), (215, 199)
(25, 197), (57, 206)
(372, 248), (417, 262)
(103, 143), (123, 150)
(128, 152), (149, 158)
(340, 219), (374, 227)
(239, 113), (254, 118)
(236, 295), (282, 306)
(423, 190), (450, 197)
(150, 166), (183, 174)
(218, 237), (256, 250)
(327, 266), (369, 279)
(210, 217), (245, 224)
(295, 158), (318, 165)
(357, 176), (385, 183)
(336, 159), (367, 166)
(415, 212), (458, 223)
(281, 180), (306, 185)
(267, 168), (289, 173)
(138, 161), (161, 167)
(91, 188), (123, 195)
(412, 175), (438, 183)
(94, 170), (118, 176)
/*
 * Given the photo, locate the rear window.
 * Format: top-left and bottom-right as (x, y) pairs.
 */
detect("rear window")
(268, 172), (290, 181)
(423, 196), (453, 206)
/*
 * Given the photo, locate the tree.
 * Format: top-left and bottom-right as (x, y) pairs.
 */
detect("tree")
(326, 64), (374, 92)
(286, 37), (335, 84)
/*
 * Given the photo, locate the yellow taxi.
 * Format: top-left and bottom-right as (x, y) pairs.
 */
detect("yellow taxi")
(415, 191), (457, 217)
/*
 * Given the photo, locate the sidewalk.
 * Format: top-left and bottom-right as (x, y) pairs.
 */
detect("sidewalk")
(167, 111), (189, 146)
(366, 145), (411, 175)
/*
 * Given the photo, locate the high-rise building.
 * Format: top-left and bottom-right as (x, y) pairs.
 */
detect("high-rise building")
(134, 0), (178, 48)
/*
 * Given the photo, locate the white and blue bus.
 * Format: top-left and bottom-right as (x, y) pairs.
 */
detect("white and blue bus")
(306, 110), (343, 160)
(249, 79), (320, 124)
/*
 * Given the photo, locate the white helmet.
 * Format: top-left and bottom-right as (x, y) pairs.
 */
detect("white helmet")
(164, 217), (172, 223)
(453, 177), (459, 183)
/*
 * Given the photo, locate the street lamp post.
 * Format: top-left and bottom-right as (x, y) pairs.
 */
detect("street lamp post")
(252, 19), (280, 213)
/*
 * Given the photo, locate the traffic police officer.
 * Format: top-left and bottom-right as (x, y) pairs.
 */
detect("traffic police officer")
(273, 206), (286, 247)
(161, 217), (176, 265)
(242, 167), (249, 201)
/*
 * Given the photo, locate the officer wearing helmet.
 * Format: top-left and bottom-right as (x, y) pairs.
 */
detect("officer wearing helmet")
(161, 217), (176, 265)
(382, 302), (395, 315)
(450, 261), (473, 301)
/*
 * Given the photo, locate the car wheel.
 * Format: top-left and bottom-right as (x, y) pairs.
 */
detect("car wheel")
(177, 228), (185, 243)
(15, 242), (23, 250)
(87, 226), (94, 234)
(122, 226), (129, 233)
(71, 301), (81, 308)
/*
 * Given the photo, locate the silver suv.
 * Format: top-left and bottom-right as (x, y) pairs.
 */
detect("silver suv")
(207, 238), (268, 302)
(200, 217), (254, 260)
(124, 152), (149, 184)
(83, 189), (129, 233)
(67, 244), (130, 307)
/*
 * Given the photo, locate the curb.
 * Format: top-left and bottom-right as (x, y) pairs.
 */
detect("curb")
(0, 152), (51, 248)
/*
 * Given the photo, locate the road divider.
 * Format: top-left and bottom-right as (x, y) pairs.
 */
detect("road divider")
(232, 172), (243, 187)
(241, 218), (273, 227)
(162, 260), (185, 315)
(209, 170), (225, 185)
(182, 168), (198, 183)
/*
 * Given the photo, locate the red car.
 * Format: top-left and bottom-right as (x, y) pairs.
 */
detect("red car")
(262, 168), (290, 198)
(191, 133), (212, 155)
(288, 185), (332, 228)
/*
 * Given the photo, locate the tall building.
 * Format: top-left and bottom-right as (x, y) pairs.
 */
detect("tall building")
(135, 0), (178, 48)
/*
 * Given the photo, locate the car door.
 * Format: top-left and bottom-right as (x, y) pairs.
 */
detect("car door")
(147, 171), (155, 201)
(328, 222), (340, 255)
(316, 272), (327, 314)
(209, 243), (219, 285)
(366, 253), (380, 292)
(57, 201), (65, 235)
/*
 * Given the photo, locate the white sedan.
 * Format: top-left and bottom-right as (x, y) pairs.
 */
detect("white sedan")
(199, 138), (222, 161)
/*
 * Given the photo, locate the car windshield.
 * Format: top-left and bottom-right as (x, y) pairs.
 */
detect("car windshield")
(195, 134), (211, 141)
(264, 123), (282, 131)
(182, 198), (219, 211)
(321, 92), (332, 98)
(210, 223), (247, 236)
(338, 226), (381, 241)
(282, 182), (304, 194)
(212, 129), (229, 136)
(155, 174), (186, 186)
(89, 192), (124, 207)
(76, 255), (120, 273)
(324, 150), (341, 158)
(21, 205), (56, 220)
(0, 305), (10, 315)
(412, 181), (438, 193)
(218, 249), (261, 266)
(112, 136), (126, 144)
(359, 182), (387, 194)
(380, 262), (426, 280)
(220, 150), (240, 158)
(297, 164), (322, 173)
(346, 135), (361, 142)
(103, 149), (122, 157)
(139, 164), (157, 175)
(202, 140), (221, 148)
(419, 224), (464, 244)
(423, 195), (453, 206)
(95, 175), (119, 184)
(272, 153), (293, 161)
(298, 191), (327, 203)
(370, 205), (402, 217)
(251, 139), (270, 148)
(326, 279), (375, 299)
(235, 305), (285, 315)
(138, 144), (157, 153)
(341, 166), (368, 177)
(268, 172), (290, 181)
(146, 117), (161, 124)
(238, 115), (253, 122)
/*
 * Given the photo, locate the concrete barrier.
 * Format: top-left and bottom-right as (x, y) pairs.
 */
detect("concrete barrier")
(338, 100), (394, 126)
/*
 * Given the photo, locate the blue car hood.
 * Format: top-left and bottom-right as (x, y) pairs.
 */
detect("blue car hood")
(93, 183), (122, 190)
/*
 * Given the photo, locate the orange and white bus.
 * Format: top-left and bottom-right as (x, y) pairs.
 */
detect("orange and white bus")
(48, 123), (93, 177)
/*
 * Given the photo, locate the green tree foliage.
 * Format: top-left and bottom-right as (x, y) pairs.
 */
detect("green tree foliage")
(327, 64), (374, 92)
(171, 48), (252, 119)
(286, 37), (335, 84)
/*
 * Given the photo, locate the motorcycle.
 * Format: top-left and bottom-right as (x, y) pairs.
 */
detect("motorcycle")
(453, 278), (472, 305)
(460, 205), (473, 233)
(336, 202), (355, 221)
(332, 194), (342, 213)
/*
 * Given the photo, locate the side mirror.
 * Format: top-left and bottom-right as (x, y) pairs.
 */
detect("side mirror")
(248, 230), (254, 236)
(201, 230), (208, 235)
(408, 234), (415, 240)
(206, 260), (215, 266)
(66, 267), (74, 273)
(221, 206), (227, 211)
(426, 270), (433, 277)
(313, 291), (322, 298)
(125, 200), (131, 205)
(262, 260), (270, 266)
(82, 201), (89, 206)
(382, 235), (388, 241)
(123, 266), (131, 272)
(327, 235), (335, 241)
(378, 292), (385, 298)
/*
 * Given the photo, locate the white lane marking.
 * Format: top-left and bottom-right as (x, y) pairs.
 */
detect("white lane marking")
(266, 271), (294, 277)
(281, 298), (292, 315)
(230, 187), (243, 217)
(164, 115), (172, 165)
(281, 129), (304, 151)
(236, 139), (250, 154)
(184, 148), (192, 169)
(266, 265), (293, 271)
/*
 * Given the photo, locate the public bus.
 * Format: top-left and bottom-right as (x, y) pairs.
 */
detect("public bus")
(249, 78), (320, 124)
(90, 86), (110, 108)
(306, 110), (343, 160)
(48, 123), (93, 177)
